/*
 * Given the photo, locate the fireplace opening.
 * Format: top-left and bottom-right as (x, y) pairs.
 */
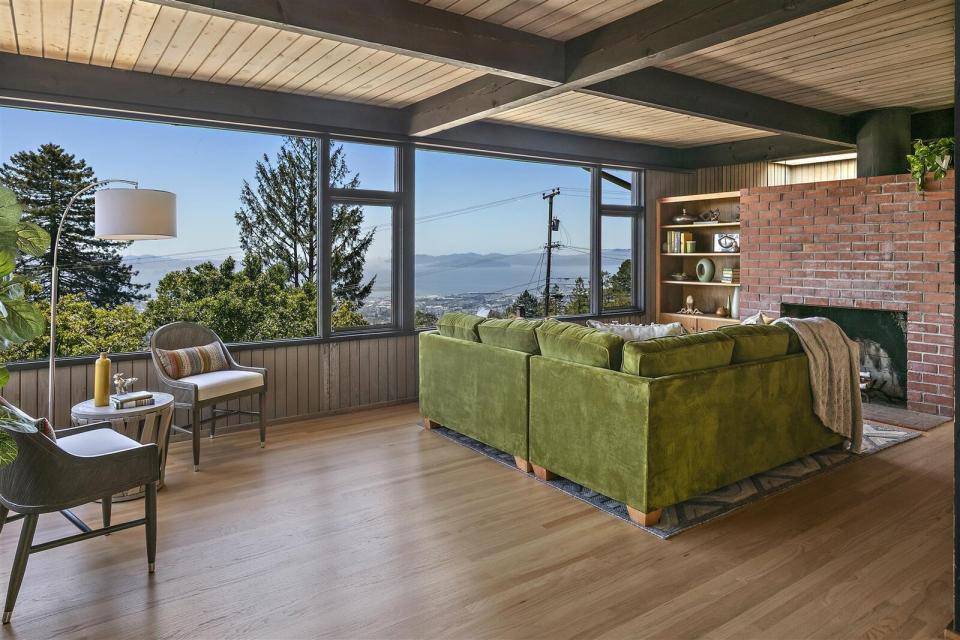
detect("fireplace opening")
(781, 303), (907, 406)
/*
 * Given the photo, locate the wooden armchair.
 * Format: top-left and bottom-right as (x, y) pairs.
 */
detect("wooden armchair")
(0, 401), (158, 623)
(150, 322), (267, 471)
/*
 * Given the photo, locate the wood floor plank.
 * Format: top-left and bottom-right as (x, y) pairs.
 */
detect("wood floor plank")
(0, 403), (951, 639)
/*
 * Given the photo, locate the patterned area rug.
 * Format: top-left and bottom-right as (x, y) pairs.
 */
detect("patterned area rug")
(429, 423), (920, 539)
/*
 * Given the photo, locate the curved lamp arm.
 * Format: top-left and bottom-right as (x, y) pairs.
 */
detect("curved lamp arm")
(48, 179), (138, 422)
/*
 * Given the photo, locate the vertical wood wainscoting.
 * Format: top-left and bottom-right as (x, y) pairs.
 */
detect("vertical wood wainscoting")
(0, 334), (420, 431)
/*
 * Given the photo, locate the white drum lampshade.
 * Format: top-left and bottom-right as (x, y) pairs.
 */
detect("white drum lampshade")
(94, 188), (177, 240)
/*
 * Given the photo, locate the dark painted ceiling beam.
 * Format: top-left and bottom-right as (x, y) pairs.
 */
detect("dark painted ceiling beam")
(680, 136), (854, 169)
(151, 0), (565, 84)
(584, 68), (857, 146)
(407, 0), (857, 136)
(0, 54), (684, 170)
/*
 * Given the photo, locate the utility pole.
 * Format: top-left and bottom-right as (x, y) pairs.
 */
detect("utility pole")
(542, 188), (561, 317)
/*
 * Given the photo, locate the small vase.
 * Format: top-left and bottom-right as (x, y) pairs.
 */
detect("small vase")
(696, 258), (715, 283)
(94, 352), (111, 407)
(731, 287), (740, 320)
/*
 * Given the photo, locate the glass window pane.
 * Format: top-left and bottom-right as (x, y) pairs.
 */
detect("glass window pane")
(330, 140), (396, 192)
(0, 106), (320, 363)
(414, 149), (591, 325)
(601, 216), (633, 310)
(601, 168), (633, 205)
(332, 203), (393, 330)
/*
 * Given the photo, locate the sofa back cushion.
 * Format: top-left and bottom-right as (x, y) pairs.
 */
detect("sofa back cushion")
(437, 312), (484, 342)
(586, 319), (685, 341)
(156, 342), (229, 379)
(535, 319), (624, 370)
(622, 331), (734, 377)
(718, 324), (791, 363)
(478, 318), (542, 354)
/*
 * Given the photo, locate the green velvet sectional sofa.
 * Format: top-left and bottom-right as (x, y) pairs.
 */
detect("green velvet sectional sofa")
(419, 313), (842, 526)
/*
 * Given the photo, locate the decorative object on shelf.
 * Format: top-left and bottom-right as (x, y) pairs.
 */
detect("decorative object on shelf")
(716, 306), (729, 318)
(720, 266), (740, 284)
(111, 391), (155, 410)
(662, 241), (669, 252)
(714, 233), (740, 253)
(733, 204), (741, 222)
(906, 137), (953, 191)
(671, 208), (698, 224)
(696, 258), (715, 282)
(47, 181), (177, 421)
(670, 272), (690, 281)
(94, 352), (111, 407)
(677, 295), (703, 315)
(731, 288), (741, 320)
(696, 208), (721, 223)
(684, 240), (697, 253)
(113, 372), (138, 397)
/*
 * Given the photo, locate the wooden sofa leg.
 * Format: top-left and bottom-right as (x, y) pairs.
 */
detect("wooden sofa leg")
(531, 464), (556, 481)
(513, 456), (532, 472)
(423, 417), (439, 430)
(627, 506), (662, 526)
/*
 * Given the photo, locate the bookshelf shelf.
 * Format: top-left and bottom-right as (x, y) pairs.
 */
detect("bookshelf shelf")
(656, 191), (742, 329)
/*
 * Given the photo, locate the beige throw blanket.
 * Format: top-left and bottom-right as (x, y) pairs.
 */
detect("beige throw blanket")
(773, 317), (863, 452)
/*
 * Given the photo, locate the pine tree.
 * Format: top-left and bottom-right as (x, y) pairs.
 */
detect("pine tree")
(235, 138), (375, 317)
(506, 289), (543, 318)
(0, 144), (147, 306)
(564, 277), (590, 314)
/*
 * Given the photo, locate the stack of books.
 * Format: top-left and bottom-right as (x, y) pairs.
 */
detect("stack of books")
(720, 267), (740, 284)
(665, 231), (694, 253)
(111, 391), (155, 409)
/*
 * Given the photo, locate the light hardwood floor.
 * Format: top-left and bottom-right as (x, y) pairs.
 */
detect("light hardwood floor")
(0, 403), (953, 639)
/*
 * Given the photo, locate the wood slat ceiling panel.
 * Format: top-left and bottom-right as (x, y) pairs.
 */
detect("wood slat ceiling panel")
(488, 91), (775, 147)
(660, 0), (955, 113)
(411, 0), (661, 40)
(0, 0), (483, 107)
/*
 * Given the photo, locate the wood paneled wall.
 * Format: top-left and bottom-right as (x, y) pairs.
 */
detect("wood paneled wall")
(1, 334), (420, 429)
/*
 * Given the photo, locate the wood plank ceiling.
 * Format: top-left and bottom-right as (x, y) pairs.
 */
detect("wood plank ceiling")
(409, 0), (662, 40)
(0, 0), (484, 107)
(0, 0), (953, 148)
(660, 0), (954, 114)
(488, 91), (776, 147)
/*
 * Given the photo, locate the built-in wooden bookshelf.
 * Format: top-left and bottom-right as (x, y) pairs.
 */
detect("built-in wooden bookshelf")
(656, 191), (742, 332)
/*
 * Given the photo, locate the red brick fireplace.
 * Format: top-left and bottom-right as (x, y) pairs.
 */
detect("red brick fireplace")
(739, 170), (955, 417)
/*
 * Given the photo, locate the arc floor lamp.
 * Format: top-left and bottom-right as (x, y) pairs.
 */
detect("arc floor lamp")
(48, 181), (177, 420)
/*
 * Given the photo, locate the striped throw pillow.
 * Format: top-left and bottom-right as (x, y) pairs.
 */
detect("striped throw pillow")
(156, 342), (229, 379)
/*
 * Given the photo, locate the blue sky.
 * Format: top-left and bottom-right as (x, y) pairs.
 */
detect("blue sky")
(0, 106), (629, 295)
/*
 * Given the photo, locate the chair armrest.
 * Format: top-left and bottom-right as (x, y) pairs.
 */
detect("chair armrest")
(150, 350), (199, 404)
(55, 421), (114, 437)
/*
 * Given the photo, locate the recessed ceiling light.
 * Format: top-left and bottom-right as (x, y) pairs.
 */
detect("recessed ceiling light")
(777, 152), (858, 166)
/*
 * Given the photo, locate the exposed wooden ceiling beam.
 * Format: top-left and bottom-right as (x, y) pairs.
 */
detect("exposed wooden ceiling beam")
(406, 0), (857, 136)
(584, 69), (857, 146)
(0, 54), (684, 170)
(149, 0), (565, 85)
(680, 136), (854, 169)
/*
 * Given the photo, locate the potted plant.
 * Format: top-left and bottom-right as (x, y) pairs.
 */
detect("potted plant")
(0, 185), (52, 467)
(906, 137), (954, 192)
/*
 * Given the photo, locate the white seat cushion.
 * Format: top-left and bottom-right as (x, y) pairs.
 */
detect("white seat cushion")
(58, 429), (141, 457)
(180, 370), (264, 401)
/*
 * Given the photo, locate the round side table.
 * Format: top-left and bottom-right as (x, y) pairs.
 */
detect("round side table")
(70, 392), (175, 500)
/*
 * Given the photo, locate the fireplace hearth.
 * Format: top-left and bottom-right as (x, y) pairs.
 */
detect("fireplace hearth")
(782, 303), (907, 406)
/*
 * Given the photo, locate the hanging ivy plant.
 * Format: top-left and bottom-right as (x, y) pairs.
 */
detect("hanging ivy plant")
(906, 137), (954, 192)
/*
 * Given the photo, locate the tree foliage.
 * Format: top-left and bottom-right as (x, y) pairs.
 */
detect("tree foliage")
(602, 259), (632, 309)
(0, 144), (147, 306)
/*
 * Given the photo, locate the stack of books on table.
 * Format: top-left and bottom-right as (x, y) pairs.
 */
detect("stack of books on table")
(720, 267), (740, 284)
(111, 391), (154, 409)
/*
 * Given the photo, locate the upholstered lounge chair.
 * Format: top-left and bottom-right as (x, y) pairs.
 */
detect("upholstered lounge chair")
(0, 399), (158, 623)
(150, 322), (267, 471)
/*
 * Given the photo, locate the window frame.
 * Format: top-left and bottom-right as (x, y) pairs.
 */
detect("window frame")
(591, 167), (644, 317)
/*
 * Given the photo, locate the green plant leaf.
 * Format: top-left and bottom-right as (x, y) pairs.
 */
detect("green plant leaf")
(0, 430), (15, 467)
(0, 249), (15, 278)
(0, 365), (9, 389)
(16, 221), (50, 257)
(0, 187), (21, 234)
(0, 296), (46, 344)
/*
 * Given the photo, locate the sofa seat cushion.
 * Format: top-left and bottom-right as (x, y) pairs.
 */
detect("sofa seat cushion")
(478, 318), (542, 354)
(437, 312), (484, 342)
(58, 428), (140, 457)
(535, 319), (624, 370)
(718, 324), (791, 363)
(586, 319), (685, 341)
(622, 331), (734, 377)
(180, 370), (264, 401)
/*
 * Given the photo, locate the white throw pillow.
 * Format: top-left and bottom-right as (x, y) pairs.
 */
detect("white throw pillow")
(741, 312), (773, 325)
(587, 320), (685, 341)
